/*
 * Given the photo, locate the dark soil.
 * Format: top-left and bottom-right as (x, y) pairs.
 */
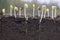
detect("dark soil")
(0, 16), (60, 40)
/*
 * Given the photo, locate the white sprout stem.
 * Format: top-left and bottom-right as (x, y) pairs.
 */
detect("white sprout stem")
(10, 9), (12, 16)
(40, 9), (43, 22)
(44, 9), (46, 18)
(14, 10), (16, 18)
(33, 8), (35, 18)
(26, 17), (28, 20)
(38, 10), (40, 17)
(19, 8), (21, 17)
(48, 11), (49, 17)
(52, 10), (54, 19)
(24, 8), (26, 18)
(54, 9), (57, 17)
(41, 9), (44, 18)
(3, 13), (5, 16)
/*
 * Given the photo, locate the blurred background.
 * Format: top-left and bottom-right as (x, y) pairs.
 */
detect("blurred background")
(0, 0), (60, 15)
